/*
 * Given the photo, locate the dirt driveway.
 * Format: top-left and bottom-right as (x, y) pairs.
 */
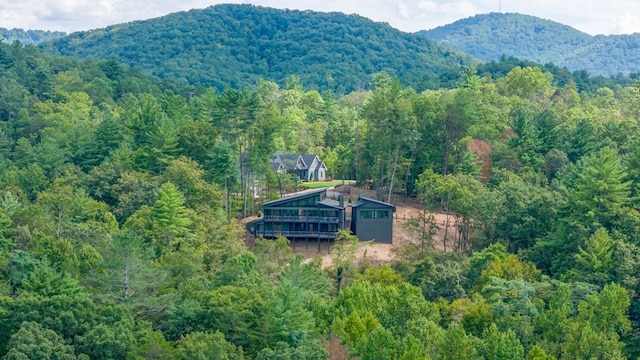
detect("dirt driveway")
(284, 186), (455, 269)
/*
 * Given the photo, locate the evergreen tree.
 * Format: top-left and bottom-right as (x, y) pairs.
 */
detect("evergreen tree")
(137, 117), (181, 174)
(568, 147), (631, 230)
(509, 105), (543, 171)
(176, 331), (244, 360)
(84, 116), (124, 168)
(151, 182), (192, 251)
(575, 228), (614, 273)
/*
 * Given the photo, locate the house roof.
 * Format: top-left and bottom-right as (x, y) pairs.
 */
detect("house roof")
(262, 188), (326, 207)
(279, 154), (306, 170)
(272, 153), (327, 171)
(350, 196), (396, 211)
(300, 155), (318, 169)
(319, 198), (343, 209)
(270, 157), (285, 171)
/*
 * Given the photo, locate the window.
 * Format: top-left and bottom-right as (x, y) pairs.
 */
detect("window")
(360, 210), (389, 219)
(321, 210), (337, 217)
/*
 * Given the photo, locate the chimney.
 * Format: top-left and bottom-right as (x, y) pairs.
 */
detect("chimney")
(339, 194), (344, 208)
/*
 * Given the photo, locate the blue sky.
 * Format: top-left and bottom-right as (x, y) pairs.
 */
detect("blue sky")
(1, 0), (639, 35)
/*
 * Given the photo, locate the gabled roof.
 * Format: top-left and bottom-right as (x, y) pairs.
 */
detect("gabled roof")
(350, 196), (396, 211)
(272, 153), (327, 171)
(271, 160), (285, 171)
(278, 154), (307, 170)
(300, 155), (319, 169)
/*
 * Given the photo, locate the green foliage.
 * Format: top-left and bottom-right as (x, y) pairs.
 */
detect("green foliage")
(331, 229), (364, 292)
(42, 4), (477, 93)
(253, 236), (293, 278)
(480, 324), (525, 360)
(175, 331), (244, 360)
(332, 281), (440, 342)
(0, 209), (13, 254)
(360, 72), (419, 202)
(568, 147), (631, 230)
(420, 12), (640, 78)
(5, 321), (77, 360)
(20, 261), (81, 297)
(199, 284), (264, 353)
(260, 282), (316, 350)
(255, 338), (327, 360)
(498, 67), (553, 102)
(161, 157), (223, 209)
(480, 254), (542, 285)
(278, 255), (332, 301)
(440, 323), (480, 359)
(127, 330), (177, 360)
(526, 345), (556, 360)
(575, 228), (615, 274)
(2, 17), (640, 360)
(0, 28), (66, 44)
(151, 182), (193, 251)
(408, 255), (468, 302)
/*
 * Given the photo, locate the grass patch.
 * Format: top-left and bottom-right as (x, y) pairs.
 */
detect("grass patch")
(300, 180), (355, 189)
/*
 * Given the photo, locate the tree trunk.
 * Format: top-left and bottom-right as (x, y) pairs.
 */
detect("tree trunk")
(443, 211), (450, 252)
(387, 142), (401, 203)
(123, 263), (130, 300)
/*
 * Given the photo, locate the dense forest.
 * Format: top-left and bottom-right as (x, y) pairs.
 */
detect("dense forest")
(0, 28), (66, 45)
(420, 12), (640, 77)
(3, 25), (640, 359)
(38, 4), (478, 94)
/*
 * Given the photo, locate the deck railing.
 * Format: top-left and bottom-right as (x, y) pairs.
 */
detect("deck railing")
(263, 215), (339, 223)
(258, 230), (338, 239)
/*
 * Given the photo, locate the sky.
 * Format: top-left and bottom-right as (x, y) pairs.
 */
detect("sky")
(1, 0), (640, 36)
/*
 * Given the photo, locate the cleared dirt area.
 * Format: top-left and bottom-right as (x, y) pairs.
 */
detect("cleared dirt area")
(243, 185), (456, 269)
(290, 186), (454, 268)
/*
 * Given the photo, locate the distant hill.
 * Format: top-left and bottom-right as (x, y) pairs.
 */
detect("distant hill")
(1, 28), (66, 45)
(419, 13), (640, 76)
(39, 4), (478, 93)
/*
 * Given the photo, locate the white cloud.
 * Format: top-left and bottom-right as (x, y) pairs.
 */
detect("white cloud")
(1, 0), (640, 35)
(417, 1), (438, 12)
(609, 14), (640, 35)
(397, 2), (411, 19)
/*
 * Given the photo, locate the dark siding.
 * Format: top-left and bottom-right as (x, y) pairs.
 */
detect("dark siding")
(249, 189), (345, 241)
(351, 201), (394, 244)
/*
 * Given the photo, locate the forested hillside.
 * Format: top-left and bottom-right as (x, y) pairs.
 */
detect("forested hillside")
(39, 4), (477, 93)
(419, 12), (640, 76)
(3, 36), (640, 359)
(0, 28), (66, 45)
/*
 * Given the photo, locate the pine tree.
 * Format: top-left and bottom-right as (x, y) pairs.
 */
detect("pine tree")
(138, 117), (181, 174)
(151, 182), (192, 250)
(569, 147), (631, 230)
(575, 228), (614, 273)
(85, 116), (124, 167)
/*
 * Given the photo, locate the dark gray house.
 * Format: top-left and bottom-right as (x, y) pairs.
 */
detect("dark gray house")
(349, 197), (396, 244)
(271, 153), (327, 181)
(247, 189), (395, 248)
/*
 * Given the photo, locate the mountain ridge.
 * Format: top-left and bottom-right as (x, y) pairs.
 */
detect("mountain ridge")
(0, 27), (66, 45)
(418, 12), (640, 76)
(39, 4), (478, 93)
